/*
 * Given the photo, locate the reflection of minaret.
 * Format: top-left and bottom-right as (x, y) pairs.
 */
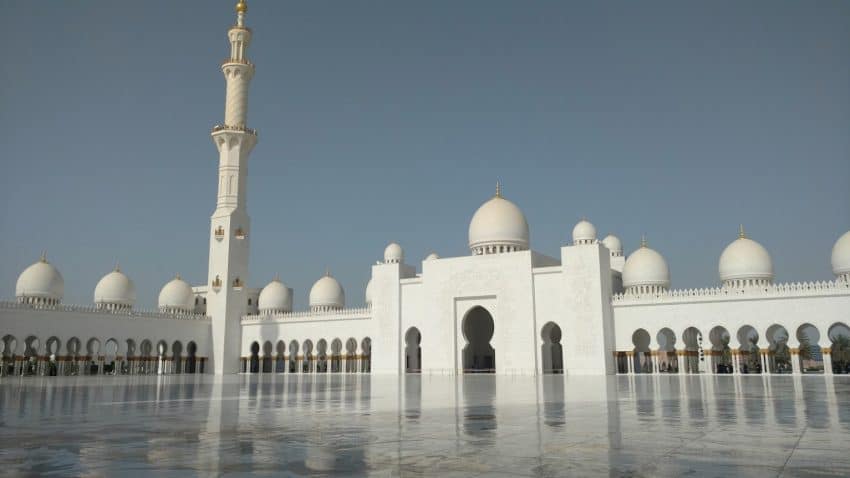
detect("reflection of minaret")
(207, 0), (257, 374)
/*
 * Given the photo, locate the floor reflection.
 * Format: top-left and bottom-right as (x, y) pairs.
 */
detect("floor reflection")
(0, 374), (848, 476)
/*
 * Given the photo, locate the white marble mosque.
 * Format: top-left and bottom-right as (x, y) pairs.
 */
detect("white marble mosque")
(2, 1), (850, 380)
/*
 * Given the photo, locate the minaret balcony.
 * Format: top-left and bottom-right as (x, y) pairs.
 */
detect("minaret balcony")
(212, 124), (257, 136)
(221, 58), (253, 67)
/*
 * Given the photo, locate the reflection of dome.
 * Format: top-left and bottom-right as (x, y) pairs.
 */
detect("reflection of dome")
(16, 253), (64, 305)
(424, 252), (440, 261)
(468, 183), (529, 255)
(719, 226), (773, 287)
(309, 272), (345, 311)
(601, 234), (623, 256)
(832, 230), (850, 281)
(384, 242), (403, 264)
(572, 219), (597, 245)
(258, 277), (292, 314)
(158, 274), (194, 312)
(365, 278), (373, 306)
(622, 238), (670, 294)
(94, 266), (136, 311)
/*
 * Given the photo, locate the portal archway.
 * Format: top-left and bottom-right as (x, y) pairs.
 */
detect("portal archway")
(541, 322), (563, 374)
(249, 341), (260, 373)
(405, 327), (422, 373)
(462, 306), (495, 373)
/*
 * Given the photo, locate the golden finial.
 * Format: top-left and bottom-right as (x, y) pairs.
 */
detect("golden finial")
(495, 181), (502, 198)
(738, 224), (746, 239)
(175, 272), (181, 280)
(325, 267), (331, 277)
(273, 273), (280, 282)
(114, 262), (121, 272)
(235, 0), (248, 14)
(39, 251), (47, 263)
(640, 234), (648, 248)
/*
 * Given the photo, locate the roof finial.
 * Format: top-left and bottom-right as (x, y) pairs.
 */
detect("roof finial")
(325, 266), (331, 277)
(738, 224), (746, 239)
(235, 0), (247, 26)
(39, 251), (47, 263)
(495, 180), (502, 198)
(175, 272), (181, 280)
(114, 262), (121, 273)
(273, 272), (280, 282)
(640, 234), (648, 248)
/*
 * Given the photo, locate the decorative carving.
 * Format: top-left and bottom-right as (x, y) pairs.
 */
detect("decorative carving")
(214, 226), (225, 240)
(234, 227), (246, 239)
(212, 275), (222, 289)
(233, 277), (243, 289)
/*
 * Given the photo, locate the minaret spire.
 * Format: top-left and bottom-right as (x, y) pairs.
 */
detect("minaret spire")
(235, 0), (247, 27)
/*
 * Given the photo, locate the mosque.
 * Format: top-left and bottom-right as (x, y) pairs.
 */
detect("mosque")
(2, 1), (850, 379)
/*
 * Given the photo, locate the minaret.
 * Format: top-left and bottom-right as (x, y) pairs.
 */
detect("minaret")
(207, 0), (256, 374)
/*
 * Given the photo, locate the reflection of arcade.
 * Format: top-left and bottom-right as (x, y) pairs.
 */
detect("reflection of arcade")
(461, 375), (497, 440)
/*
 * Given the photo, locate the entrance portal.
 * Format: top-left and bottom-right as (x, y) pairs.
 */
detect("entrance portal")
(405, 327), (422, 373)
(462, 306), (495, 373)
(541, 322), (563, 374)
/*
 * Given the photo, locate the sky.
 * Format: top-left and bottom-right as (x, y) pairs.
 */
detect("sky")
(1, 1), (849, 309)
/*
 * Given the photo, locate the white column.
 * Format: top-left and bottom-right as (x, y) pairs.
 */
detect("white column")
(823, 350), (833, 376)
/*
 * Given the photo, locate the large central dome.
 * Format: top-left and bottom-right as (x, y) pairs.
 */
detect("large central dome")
(468, 183), (530, 255)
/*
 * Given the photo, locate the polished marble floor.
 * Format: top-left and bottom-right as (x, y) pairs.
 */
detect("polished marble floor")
(1, 374), (849, 477)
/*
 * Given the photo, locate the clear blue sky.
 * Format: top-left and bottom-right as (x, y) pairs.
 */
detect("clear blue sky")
(1, 1), (848, 309)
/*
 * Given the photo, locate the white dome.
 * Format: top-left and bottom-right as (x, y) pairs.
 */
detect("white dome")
(384, 242), (403, 264)
(601, 234), (623, 256)
(15, 255), (64, 303)
(258, 277), (292, 313)
(622, 241), (670, 290)
(573, 219), (597, 245)
(94, 267), (136, 308)
(832, 230), (850, 277)
(365, 278), (373, 305)
(309, 273), (345, 310)
(719, 230), (773, 283)
(468, 184), (529, 254)
(424, 252), (440, 261)
(158, 274), (194, 312)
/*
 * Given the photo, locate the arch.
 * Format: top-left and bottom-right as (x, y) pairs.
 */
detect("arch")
(361, 337), (372, 373)
(765, 324), (791, 374)
(540, 322), (563, 374)
(796, 324), (823, 374)
(249, 341), (260, 373)
(681, 327), (704, 373)
(303, 340), (314, 373)
(331, 338), (342, 373)
(22, 336), (40, 376)
(345, 338), (357, 373)
(632, 329), (652, 374)
(288, 340), (299, 373)
(261, 341), (273, 373)
(828, 322), (850, 374)
(139, 339), (153, 374)
(86, 338), (101, 375)
(186, 341), (198, 374)
(44, 336), (61, 376)
(736, 325), (761, 374)
(156, 340), (169, 375)
(405, 327), (422, 373)
(0, 335), (17, 377)
(171, 341), (183, 374)
(462, 306), (495, 373)
(104, 338), (119, 375)
(274, 340), (285, 373)
(709, 326), (733, 373)
(316, 339), (328, 373)
(656, 328), (677, 373)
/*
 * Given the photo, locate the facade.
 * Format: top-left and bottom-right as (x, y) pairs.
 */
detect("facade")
(2, 1), (850, 378)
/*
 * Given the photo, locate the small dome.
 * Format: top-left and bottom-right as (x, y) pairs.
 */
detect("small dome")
(384, 242), (404, 264)
(365, 278), (373, 305)
(468, 183), (529, 254)
(832, 230), (850, 278)
(94, 267), (136, 309)
(15, 254), (64, 304)
(601, 234), (623, 256)
(158, 274), (194, 312)
(309, 272), (345, 311)
(622, 239), (670, 291)
(719, 227), (773, 284)
(573, 219), (597, 245)
(258, 277), (292, 313)
(424, 252), (440, 261)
